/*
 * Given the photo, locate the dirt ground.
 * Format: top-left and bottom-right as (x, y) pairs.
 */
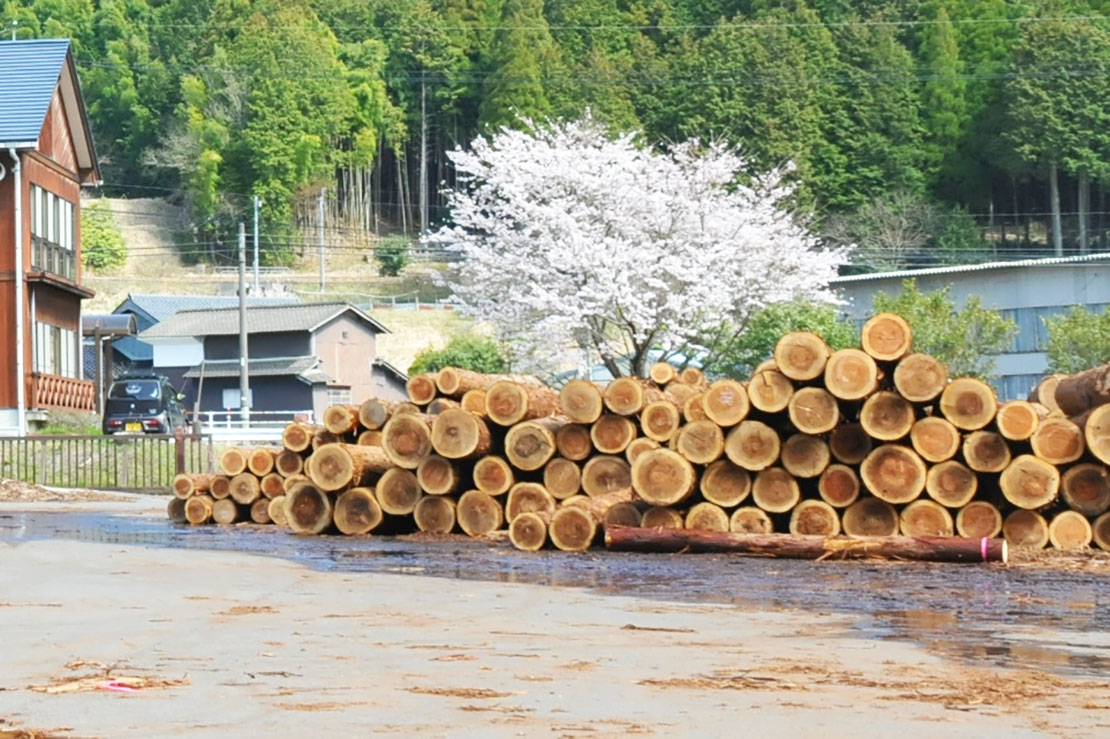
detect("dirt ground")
(0, 480), (135, 504)
(1, 499), (1109, 737)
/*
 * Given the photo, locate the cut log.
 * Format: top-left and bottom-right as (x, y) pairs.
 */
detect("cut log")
(664, 382), (700, 406)
(900, 499), (954, 537)
(591, 414), (638, 454)
(260, 473), (285, 499)
(549, 507), (597, 552)
(543, 457), (581, 500)
(824, 349), (879, 401)
(184, 495), (214, 525)
(1002, 509), (1049, 549)
(555, 424), (593, 461)
(893, 352), (948, 403)
(860, 313), (912, 362)
(435, 368), (543, 397)
(780, 433), (830, 479)
(909, 417), (960, 463)
(774, 331), (829, 381)
(219, 447), (249, 476)
(604, 377), (663, 416)
(751, 467), (801, 513)
(461, 389), (487, 417)
(1054, 362), (1110, 416)
(381, 413), (434, 469)
(962, 431), (1012, 473)
(416, 455), (459, 496)
(940, 378), (997, 431)
(275, 449), (304, 477)
(860, 444), (926, 504)
(559, 379), (604, 424)
(702, 379), (750, 427)
(685, 502), (730, 532)
(1082, 404), (1110, 465)
(323, 404), (361, 435)
(649, 361), (677, 385)
(1028, 373), (1067, 412)
(642, 506), (685, 529)
(457, 490), (504, 537)
(746, 367), (794, 413)
(925, 460), (978, 508)
(431, 409), (493, 460)
(509, 511), (548, 551)
(357, 398), (394, 431)
(172, 473), (214, 499)
(604, 502), (643, 528)
(630, 448), (695, 506)
(376, 468), (422, 516)
(1030, 417), (1085, 465)
(829, 423), (872, 465)
(604, 526), (1007, 562)
(282, 422), (316, 452)
(582, 455), (633, 498)
(955, 501), (1002, 539)
(1048, 510), (1092, 549)
(212, 498), (242, 525)
(167, 497), (187, 523)
(247, 447), (280, 477)
(406, 373), (438, 404)
(700, 459), (751, 507)
(281, 473), (310, 495)
(397, 402), (425, 415)
(472, 456), (514, 496)
(625, 437), (660, 465)
(674, 420), (725, 464)
(505, 419), (561, 471)
(229, 473), (261, 505)
(268, 496), (288, 527)
(333, 487), (383, 535)
(996, 400), (1043, 442)
(426, 398), (461, 415)
(562, 488), (637, 520)
(859, 391), (915, 441)
(790, 499), (840, 536)
(724, 420), (781, 471)
(679, 367), (706, 386)
(641, 399), (682, 442)
(250, 498), (273, 524)
(312, 428), (343, 450)
(1000, 454), (1060, 510)
(357, 430), (382, 446)
(485, 381), (560, 426)
(1093, 512), (1110, 551)
(1061, 463), (1110, 516)
(730, 506), (774, 534)
(788, 387), (839, 435)
(505, 482), (556, 522)
(283, 483), (333, 535)
(818, 464), (860, 508)
(841, 497), (900, 537)
(414, 496), (456, 534)
(682, 392), (708, 423)
(310, 443), (392, 492)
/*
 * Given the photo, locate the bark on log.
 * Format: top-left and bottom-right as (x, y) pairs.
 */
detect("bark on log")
(955, 501), (1002, 539)
(247, 447), (280, 477)
(283, 483), (333, 535)
(940, 378), (998, 431)
(413, 495), (456, 535)
(685, 502), (730, 532)
(780, 433), (831, 479)
(167, 497), (187, 523)
(774, 331), (830, 381)
(604, 502), (644, 529)
(591, 414), (638, 454)
(702, 379), (750, 427)
(1061, 463), (1110, 517)
(376, 468), (422, 516)
(996, 400), (1043, 442)
(824, 349), (879, 401)
(381, 413), (435, 469)
(562, 488), (637, 521)
(1054, 362), (1110, 416)
(250, 498), (273, 524)
(790, 499), (840, 536)
(457, 490), (504, 537)
(358, 398), (394, 431)
(1048, 510), (1093, 549)
(788, 387), (840, 435)
(509, 511), (548, 551)
(925, 460), (978, 508)
(900, 499), (954, 537)
(674, 420), (725, 464)
(323, 404), (362, 435)
(1029, 374), (1067, 412)
(625, 437), (660, 465)
(860, 444), (926, 504)
(841, 497), (900, 537)
(859, 391), (915, 441)
(426, 398), (461, 416)
(334, 487), (384, 535)
(281, 473), (310, 495)
(559, 379), (605, 425)
(751, 467), (801, 513)
(730, 506), (774, 534)
(630, 448), (695, 506)
(893, 352), (948, 403)
(582, 455), (633, 498)
(700, 459), (751, 508)
(664, 382), (700, 407)
(682, 392), (708, 423)
(472, 456), (514, 496)
(650, 361), (677, 385)
(860, 313), (912, 362)
(1030, 417), (1085, 465)
(229, 473), (261, 505)
(725, 420), (781, 471)
(461, 390), (487, 417)
(963, 431), (1012, 473)
(260, 473), (285, 500)
(184, 495), (214, 525)
(485, 381), (561, 426)
(818, 464), (860, 508)
(406, 373), (439, 405)
(212, 498), (243, 525)
(543, 457), (581, 500)
(829, 423), (872, 465)
(1093, 512), (1110, 551)
(746, 367), (794, 413)
(219, 447), (249, 476)
(679, 367), (706, 386)
(604, 377), (663, 416)
(282, 422), (316, 452)
(641, 400), (682, 442)
(268, 496), (288, 527)
(555, 424), (593, 461)
(1000, 454), (1060, 510)
(1003, 509), (1049, 549)
(275, 449), (304, 477)
(642, 507), (685, 529)
(435, 368), (543, 397)
(505, 482), (557, 522)
(310, 443), (393, 492)
(1082, 404), (1110, 465)
(172, 473), (214, 499)
(909, 417), (960, 463)
(549, 507), (597, 552)
(604, 526), (1007, 562)
(432, 409), (493, 460)
(416, 455), (459, 496)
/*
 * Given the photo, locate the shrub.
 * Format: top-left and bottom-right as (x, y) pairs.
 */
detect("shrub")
(409, 333), (509, 375)
(374, 236), (410, 276)
(1044, 305), (1110, 374)
(82, 201), (127, 270)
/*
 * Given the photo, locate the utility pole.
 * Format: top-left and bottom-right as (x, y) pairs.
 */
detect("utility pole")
(420, 69), (429, 235)
(252, 195), (260, 293)
(317, 187), (326, 292)
(238, 223), (251, 426)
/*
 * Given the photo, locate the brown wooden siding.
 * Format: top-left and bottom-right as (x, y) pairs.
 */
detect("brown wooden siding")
(37, 90), (79, 175)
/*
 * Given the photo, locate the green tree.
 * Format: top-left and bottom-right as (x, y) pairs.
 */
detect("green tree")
(81, 200), (127, 270)
(918, 4), (969, 189)
(478, 0), (557, 128)
(409, 333), (510, 374)
(871, 279), (1017, 379)
(1044, 306), (1110, 374)
(374, 235), (410, 276)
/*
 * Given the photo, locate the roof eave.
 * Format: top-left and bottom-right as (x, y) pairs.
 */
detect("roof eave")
(62, 47), (100, 182)
(309, 305), (391, 334)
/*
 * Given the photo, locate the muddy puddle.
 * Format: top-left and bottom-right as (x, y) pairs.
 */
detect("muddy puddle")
(1, 510), (1107, 679)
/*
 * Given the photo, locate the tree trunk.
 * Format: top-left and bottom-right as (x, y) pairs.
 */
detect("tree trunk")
(780, 433), (830, 479)
(939, 378), (997, 431)
(649, 362), (676, 385)
(925, 460), (977, 508)
(829, 423), (872, 465)
(485, 381), (561, 426)
(310, 443), (393, 492)
(358, 398), (395, 430)
(457, 490), (504, 537)
(591, 414), (638, 454)
(431, 409), (492, 460)
(962, 431), (1012, 473)
(747, 368), (794, 413)
(1061, 463), (1110, 516)
(461, 390), (487, 416)
(268, 496), (287, 527)
(1054, 362), (1110, 416)
(1000, 454), (1060, 509)
(555, 424), (593, 461)
(472, 456), (514, 495)
(752, 467), (801, 513)
(172, 473), (214, 499)
(247, 447), (280, 477)
(1049, 160), (1063, 256)
(505, 419), (561, 470)
(893, 353), (948, 403)
(509, 511), (549, 551)
(774, 331), (830, 381)
(219, 447), (249, 476)
(642, 506), (685, 529)
(860, 313), (912, 362)
(859, 391), (915, 441)
(955, 500), (1002, 539)
(724, 420), (781, 471)
(229, 473), (261, 505)
(1048, 510), (1092, 549)
(730, 506), (773, 534)
(260, 473), (285, 499)
(416, 455), (459, 496)
(406, 373), (438, 405)
(284, 484), (333, 535)
(824, 349), (878, 401)
(275, 449), (304, 477)
(382, 413), (434, 468)
(788, 388), (840, 435)
(604, 377), (664, 416)
(323, 404), (362, 435)
(818, 464), (860, 508)
(543, 458), (581, 499)
(900, 499), (953, 537)
(841, 497), (900, 536)
(184, 495), (214, 525)
(1078, 170), (1089, 255)
(789, 499), (840, 536)
(909, 417), (960, 463)
(1003, 509), (1049, 549)
(685, 502), (730, 532)
(166, 497), (187, 523)
(674, 420), (725, 464)
(582, 455), (633, 498)
(996, 400), (1043, 441)
(702, 380), (750, 427)
(376, 468), (422, 516)
(860, 445), (926, 503)
(334, 487), (384, 535)
(639, 400), (681, 443)
(212, 498), (243, 525)
(1030, 418), (1085, 465)
(282, 423), (316, 453)
(414, 496), (456, 534)
(435, 368), (543, 397)
(250, 498), (273, 525)
(505, 482), (556, 522)
(700, 459), (751, 508)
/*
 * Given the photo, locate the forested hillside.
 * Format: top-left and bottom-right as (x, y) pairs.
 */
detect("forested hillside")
(7, 0), (1110, 270)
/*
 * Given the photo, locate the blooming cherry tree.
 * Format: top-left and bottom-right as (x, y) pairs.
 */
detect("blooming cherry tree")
(427, 116), (850, 377)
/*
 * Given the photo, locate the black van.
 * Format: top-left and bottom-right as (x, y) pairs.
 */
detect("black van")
(102, 373), (186, 435)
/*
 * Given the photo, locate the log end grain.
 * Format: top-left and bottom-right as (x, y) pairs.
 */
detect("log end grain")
(751, 467), (801, 514)
(641, 400), (681, 442)
(1000, 454), (1060, 510)
(431, 409), (490, 460)
(283, 484), (333, 535)
(829, 422), (872, 465)
(789, 499), (840, 536)
(818, 464), (861, 508)
(859, 391), (915, 442)
(925, 460), (978, 508)
(413, 495), (456, 534)
(505, 482), (556, 522)
(1003, 509), (1049, 549)
(746, 368), (794, 413)
(955, 501), (1002, 539)
(583, 455), (634, 498)
(774, 331), (830, 381)
(700, 459), (751, 508)
(860, 444), (926, 504)
(996, 400), (1041, 441)
(909, 417), (960, 463)
(376, 468), (422, 516)
(473, 456), (515, 496)
(841, 497), (900, 537)
(543, 457), (582, 500)
(725, 420), (782, 472)
(641, 506), (685, 529)
(788, 387), (839, 435)
(1048, 510), (1092, 550)
(549, 506), (597, 552)
(674, 419), (725, 465)
(939, 378), (998, 431)
(684, 502), (730, 532)
(649, 361), (677, 385)
(780, 433), (831, 479)
(560, 379), (604, 424)
(1061, 463), (1110, 517)
(457, 490), (504, 537)
(861, 312), (912, 362)
(416, 455), (459, 496)
(824, 348), (879, 401)
(729, 506), (774, 534)
(702, 379), (750, 427)
(1030, 418), (1085, 465)
(900, 499), (954, 537)
(630, 448), (694, 506)
(963, 431), (1012, 474)
(406, 373), (438, 404)
(509, 511), (548, 551)
(893, 352), (948, 402)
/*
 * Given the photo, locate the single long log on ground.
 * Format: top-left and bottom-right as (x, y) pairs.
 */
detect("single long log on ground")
(485, 381), (560, 426)
(925, 460), (978, 508)
(1030, 417), (1085, 465)
(788, 387), (840, 435)
(268, 496), (288, 527)
(604, 526), (1007, 562)
(859, 391), (915, 441)
(674, 420), (724, 464)
(591, 414), (638, 454)
(219, 447), (249, 476)
(824, 349), (879, 401)
(1003, 509), (1049, 549)
(167, 497), (187, 523)
(1048, 510), (1093, 549)
(841, 497), (900, 537)
(818, 464), (860, 509)
(790, 499), (840, 536)
(1083, 404), (1110, 465)
(900, 499), (954, 537)
(829, 423), (872, 465)
(1061, 463), (1110, 516)
(640, 400), (682, 442)
(702, 379), (749, 427)
(283, 483), (333, 535)
(260, 473), (285, 499)
(435, 368), (543, 397)
(229, 473), (261, 505)
(414, 496), (456, 534)
(184, 495), (214, 525)
(172, 473), (214, 499)
(416, 455), (459, 496)
(685, 502), (730, 532)
(909, 417), (960, 463)
(376, 468), (422, 515)
(381, 413), (435, 468)
(625, 437), (660, 465)
(955, 501), (1002, 539)
(650, 362), (677, 385)
(630, 448), (695, 506)
(431, 409), (492, 460)
(282, 423), (316, 453)
(860, 444), (926, 504)
(358, 398), (395, 431)
(963, 431), (1012, 473)
(1054, 362), (1110, 416)
(472, 456), (514, 495)
(334, 487), (384, 535)
(780, 434), (830, 479)
(323, 404), (362, 435)
(746, 367), (793, 413)
(543, 457), (581, 500)
(604, 377), (663, 416)
(751, 467), (801, 513)
(275, 449), (304, 477)
(212, 498), (243, 525)
(406, 373), (439, 405)
(730, 506), (774, 534)
(642, 506), (685, 529)
(860, 313), (912, 362)
(700, 459), (751, 507)
(893, 353), (947, 403)
(505, 482), (557, 522)
(582, 455), (633, 498)
(457, 490), (504, 537)
(310, 443), (392, 492)
(1000, 454), (1060, 509)
(940, 378), (997, 431)
(996, 400), (1043, 442)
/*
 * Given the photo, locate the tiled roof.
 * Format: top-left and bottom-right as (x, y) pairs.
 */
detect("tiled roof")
(183, 356), (333, 384)
(140, 302), (389, 339)
(0, 39), (70, 145)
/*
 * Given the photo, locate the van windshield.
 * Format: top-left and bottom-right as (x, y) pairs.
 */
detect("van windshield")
(109, 380), (161, 400)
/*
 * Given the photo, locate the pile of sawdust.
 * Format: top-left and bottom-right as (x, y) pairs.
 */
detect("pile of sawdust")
(0, 479), (132, 504)
(1007, 547), (1110, 573)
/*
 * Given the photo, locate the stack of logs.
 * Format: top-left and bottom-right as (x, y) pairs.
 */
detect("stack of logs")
(168, 312), (1110, 554)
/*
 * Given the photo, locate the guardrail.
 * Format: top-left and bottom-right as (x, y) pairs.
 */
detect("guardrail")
(189, 410), (311, 442)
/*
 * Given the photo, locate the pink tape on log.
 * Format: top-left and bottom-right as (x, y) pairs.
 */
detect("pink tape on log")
(981, 537), (989, 563)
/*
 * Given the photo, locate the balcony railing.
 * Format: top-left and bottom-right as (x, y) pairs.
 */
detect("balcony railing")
(30, 372), (95, 412)
(30, 236), (76, 281)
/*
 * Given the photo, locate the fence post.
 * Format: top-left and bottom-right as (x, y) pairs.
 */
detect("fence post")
(174, 426), (186, 476)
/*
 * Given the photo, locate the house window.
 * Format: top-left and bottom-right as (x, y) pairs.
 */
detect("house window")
(30, 185), (76, 280)
(32, 322), (77, 378)
(327, 387), (352, 406)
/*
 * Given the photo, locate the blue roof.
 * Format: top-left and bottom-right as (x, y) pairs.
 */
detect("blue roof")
(0, 39), (72, 146)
